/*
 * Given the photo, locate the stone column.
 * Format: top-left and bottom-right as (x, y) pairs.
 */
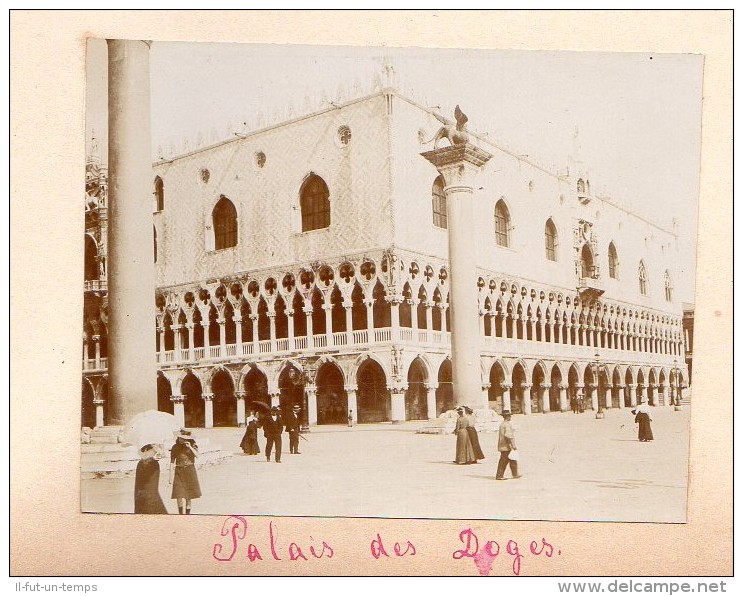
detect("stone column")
(541, 383), (551, 413)
(558, 383), (569, 412)
(615, 384), (625, 409)
(481, 383), (491, 410)
(235, 391), (246, 427)
(425, 301), (434, 331)
(410, 299), (420, 332)
(389, 297), (401, 341)
(92, 335), (101, 368)
(268, 312), (277, 351)
(306, 384), (318, 425)
(186, 324), (195, 361)
(171, 394), (185, 429)
(345, 386), (358, 424)
(441, 305), (448, 333)
(203, 393), (214, 428)
(270, 392), (281, 409)
(628, 383), (637, 407)
(93, 399), (105, 428)
(285, 311), (295, 350)
(172, 325), (182, 357)
(234, 316), (244, 353)
(106, 39), (156, 425)
(421, 144), (492, 409)
(501, 383), (512, 412)
(589, 384), (599, 411)
(604, 384), (613, 409)
(522, 383), (533, 415)
(324, 304), (333, 344)
(82, 337), (89, 369)
(201, 322), (210, 351)
(390, 387), (406, 423)
(426, 384), (438, 420)
(157, 327), (166, 361)
(345, 305), (354, 345)
(218, 316), (227, 352)
(304, 307), (314, 342)
(251, 314), (260, 352)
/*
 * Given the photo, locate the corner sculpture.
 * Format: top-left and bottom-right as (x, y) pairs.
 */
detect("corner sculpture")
(426, 105), (470, 148)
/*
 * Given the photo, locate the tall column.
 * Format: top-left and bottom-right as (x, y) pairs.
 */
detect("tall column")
(234, 316), (244, 353)
(481, 383), (491, 409)
(92, 336), (101, 368)
(286, 311), (295, 350)
(268, 312), (277, 351)
(628, 383), (637, 407)
(187, 324), (195, 361)
(345, 386), (358, 424)
(82, 337), (89, 369)
(541, 383), (551, 413)
(615, 384), (625, 409)
(558, 383), (569, 412)
(425, 301), (434, 331)
(365, 301), (375, 341)
(171, 395), (185, 428)
(203, 393), (214, 428)
(421, 144), (492, 409)
(501, 383), (512, 412)
(390, 387), (406, 423)
(201, 322), (210, 350)
(323, 304), (333, 344)
(106, 39), (156, 425)
(235, 391), (246, 426)
(589, 384), (599, 411)
(157, 327), (165, 361)
(304, 307), (314, 341)
(93, 399), (105, 428)
(441, 305), (449, 333)
(389, 297), (401, 341)
(522, 383), (533, 415)
(218, 316), (227, 351)
(345, 305), (354, 345)
(251, 314), (260, 352)
(306, 384), (318, 425)
(426, 384), (438, 420)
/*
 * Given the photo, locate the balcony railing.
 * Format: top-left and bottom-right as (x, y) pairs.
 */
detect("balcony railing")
(84, 279), (107, 292)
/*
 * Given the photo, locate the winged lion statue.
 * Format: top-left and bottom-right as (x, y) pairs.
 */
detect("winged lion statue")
(423, 105), (470, 148)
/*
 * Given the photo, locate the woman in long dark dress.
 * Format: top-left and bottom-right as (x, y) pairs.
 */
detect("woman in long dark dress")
(633, 400), (654, 442)
(464, 406), (485, 461)
(134, 444), (168, 514)
(169, 430), (202, 514)
(454, 407), (476, 464)
(239, 413), (261, 455)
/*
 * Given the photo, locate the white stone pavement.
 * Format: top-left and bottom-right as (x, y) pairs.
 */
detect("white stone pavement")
(81, 405), (690, 523)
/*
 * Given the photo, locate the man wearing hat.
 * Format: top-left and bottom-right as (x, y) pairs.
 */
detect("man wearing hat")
(285, 404), (302, 455)
(496, 410), (521, 480)
(262, 407), (284, 463)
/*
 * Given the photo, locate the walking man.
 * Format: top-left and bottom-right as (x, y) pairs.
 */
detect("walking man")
(263, 407), (284, 463)
(496, 410), (521, 480)
(285, 405), (302, 454)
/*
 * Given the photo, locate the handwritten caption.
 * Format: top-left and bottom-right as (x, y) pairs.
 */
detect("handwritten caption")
(212, 516), (561, 575)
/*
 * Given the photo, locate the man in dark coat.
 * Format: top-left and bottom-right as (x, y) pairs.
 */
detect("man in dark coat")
(263, 407), (284, 463)
(285, 405), (302, 454)
(495, 410), (521, 480)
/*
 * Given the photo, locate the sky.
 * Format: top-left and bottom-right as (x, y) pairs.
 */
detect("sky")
(86, 40), (703, 302)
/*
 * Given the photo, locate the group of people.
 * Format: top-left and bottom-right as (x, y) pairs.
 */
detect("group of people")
(134, 429), (201, 515)
(240, 404), (304, 462)
(571, 392), (586, 414)
(454, 406), (521, 480)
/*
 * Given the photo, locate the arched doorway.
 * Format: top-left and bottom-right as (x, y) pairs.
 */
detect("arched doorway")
(182, 372), (204, 428)
(406, 357), (428, 420)
(612, 368), (622, 408)
(157, 373), (173, 414)
(212, 369), (236, 427)
(81, 379), (96, 428)
(583, 364), (596, 411)
(647, 369), (657, 406)
(637, 369), (646, 404)
(511, 362), (527, 414)
(243, 367), (269, 410)
(549, 365), (562, 412)
(435, 359), (454, 414)
(532, 363), (546, 413)
(279, 364), (304, 414)
(624, 368), (635, 407)
(84, 235), (98, 281)
(357, 359), (389, 423)
(568, 364), (580, 411)
(488, 361), (506, 413)
(316, 362), (347, 425)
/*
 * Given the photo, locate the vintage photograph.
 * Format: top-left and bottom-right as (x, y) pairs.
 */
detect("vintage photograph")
(81, 40), (702, 522)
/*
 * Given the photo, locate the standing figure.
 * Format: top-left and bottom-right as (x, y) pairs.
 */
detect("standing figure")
(453, 407), (476, 465)
(633, 399), (654, 442)
(464, 406), (485, 461)
(285, 405), (302, 454)
(263, 407), (283, 463)
(239, 412), (261, 455)
(134, 444), (167, 514)
(496, 410), (521, 480)
(169, 430), (201, 514)
(347, 409), (354, 427)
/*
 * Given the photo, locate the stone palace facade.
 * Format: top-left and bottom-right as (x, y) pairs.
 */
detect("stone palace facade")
(82, 89), (689, 429)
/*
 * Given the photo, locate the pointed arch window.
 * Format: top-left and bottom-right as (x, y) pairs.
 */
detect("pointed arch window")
(494, 200), (511, 247)
(664, 270), (673, 302)
(544, 218), (557, 261)
(154, 176), (164, 212)
(212, 196), (238, 250)
(432, 175), (447, 229)
(639, 261), (648, 296)
(300, 174), (330, 232)
(608, 242), (618, 279)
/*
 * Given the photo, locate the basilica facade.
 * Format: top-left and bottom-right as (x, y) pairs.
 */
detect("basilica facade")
(82, 89), (689, 429)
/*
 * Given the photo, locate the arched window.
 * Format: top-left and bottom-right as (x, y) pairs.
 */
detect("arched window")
(664, 270), (673, 302)
(432, 175), (447, 229)
(580, 244), (594, 278)
(154, 176), (164, 212)
(494, 200), (511, 247)
(639, 261), (648, 296)
(84, 234), (98, 281)
(544, 218), (557, 261)
(212, 196), (238, 250)
(608, 242), (618, 279)
(300, 174), (330, 232)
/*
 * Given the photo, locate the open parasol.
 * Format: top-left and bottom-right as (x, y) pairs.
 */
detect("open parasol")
(121, 409), (181, 451)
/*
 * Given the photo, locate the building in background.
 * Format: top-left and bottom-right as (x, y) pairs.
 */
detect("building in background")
(82, 88), (689, 429)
